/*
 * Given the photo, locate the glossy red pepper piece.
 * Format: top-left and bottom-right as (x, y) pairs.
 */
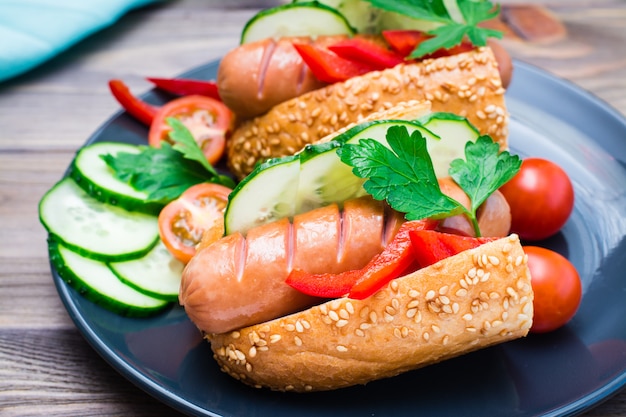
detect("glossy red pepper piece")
(146, 77), (222, 101)
(382, 30), (476, 60)
(381, 30), (433, 57)
(285, 220), (436, 300)
(108, 79), (159, 126)
(292, 43), (377, 84)
(285, 268), (363, 299)
(409, 229), (497, 269)
(347, 219), (437, 300)
(327, 38), (404, 70)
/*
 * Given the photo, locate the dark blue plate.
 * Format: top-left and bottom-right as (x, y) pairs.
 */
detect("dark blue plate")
(51, 60), (626, 417)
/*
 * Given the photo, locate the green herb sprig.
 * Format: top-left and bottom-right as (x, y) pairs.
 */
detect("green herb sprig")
(337, 125), (521, 236)
(364, 0), (502, 58)
(101, 117), (235, 204)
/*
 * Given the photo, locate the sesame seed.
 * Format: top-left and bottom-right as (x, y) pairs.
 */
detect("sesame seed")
(336, 345), (348, 352)
(295, 320), (304, 333)
(423, 332), (430, 341)
(384, 312), (395, 322)
(294, 336), (302, 346)
(339, 309), (350, 320)
(328, 310), (339, 321)
(414, 311), (422, 323)
(456, 288), (468, 297)
(269, 334), (281, 344)
(463, 313), (473, 321)
(426, 290), (436, 300)
(406, 308), (418, 318)
(369, 311), (378, 323)
(408, 289), (420, 298)
(355, 329), (365, 337)
(345, 302), (355, 315)
(336, 319), (349, 328)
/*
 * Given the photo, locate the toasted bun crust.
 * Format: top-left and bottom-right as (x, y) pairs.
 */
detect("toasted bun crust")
(226, 47), (508, 179)
(207, 234), (532, 392)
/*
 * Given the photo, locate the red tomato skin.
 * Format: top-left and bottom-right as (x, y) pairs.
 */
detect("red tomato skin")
(525, 246), (582, 333)
(148, 95), (233, 165)
(499, 158), (574, 241)
(158, 183), (232, 264)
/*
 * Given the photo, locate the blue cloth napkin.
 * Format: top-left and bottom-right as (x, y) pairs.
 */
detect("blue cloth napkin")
(0, 0), (157, 82)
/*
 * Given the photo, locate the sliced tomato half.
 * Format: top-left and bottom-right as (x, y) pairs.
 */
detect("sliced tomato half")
(158, 182), (232, 264)
(148, 95), (234, 165)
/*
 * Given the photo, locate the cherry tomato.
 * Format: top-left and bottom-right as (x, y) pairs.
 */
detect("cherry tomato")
(525, 246), (582, 333)
(148, 95), (233, 165)
(499, 158), (574, 241)
(158, 183), (232, 263)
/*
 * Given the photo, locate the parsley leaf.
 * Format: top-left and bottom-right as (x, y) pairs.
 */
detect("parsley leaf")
(363, 0), (502, 58)
(101, 119), (235, 204)
(449, 135), (521, 214)
(338, 124), (521, 236)
(338, 125), (465, 221)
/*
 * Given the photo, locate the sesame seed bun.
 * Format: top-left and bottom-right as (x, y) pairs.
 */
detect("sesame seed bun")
(207, 234), (533, 392)
(226, 47), (509, 179)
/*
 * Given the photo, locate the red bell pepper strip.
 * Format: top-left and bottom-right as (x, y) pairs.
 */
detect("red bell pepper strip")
(108, 79), (159, 126)
(382, 30), (476, 60)
(286, 268), (364, 299)
(327, 38), (404, 70)
(381, 30), (433, 57)
(409, 229), (497, 269)
(347, 219), (437, 300)
(293, 43), (378, 84)
(285, 220), (436, 300)
(146, 77), (222, 101)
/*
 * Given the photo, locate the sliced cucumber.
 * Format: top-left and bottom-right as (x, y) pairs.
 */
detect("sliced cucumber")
(377, 11), (443, 33)
(109, 240), (184, 302)
(241, 2), (355, 44)
(297, 120), (439, 212)
(419, 113), (480, 177)
(224, 119), (442, 235)
(292, 0), (380, 33)
(70, 142), (163, 215)
(223, 156), (300, 235)
(39, 177), (159, 262)
(50, 240), (170, 317)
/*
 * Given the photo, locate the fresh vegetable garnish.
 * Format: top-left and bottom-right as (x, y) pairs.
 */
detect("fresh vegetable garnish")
(499, 157), (574, 241)
(286, 219), (436, 300)
(337, 125), (521, 236)
(108, 79), (159, 125)
(363, 0), (502, 58)
(146, 77), (221, 101)
(524, 246), (582, 333)
(148, 95), (233, 166)
(102, 118), (235, 204)
(158, 182), (232, 264)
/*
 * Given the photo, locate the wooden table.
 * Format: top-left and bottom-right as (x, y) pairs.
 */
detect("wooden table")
(1, 0), (625, 415)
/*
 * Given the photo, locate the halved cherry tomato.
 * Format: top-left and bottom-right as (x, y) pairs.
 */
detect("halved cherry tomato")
(158, 182), (232, 264)
(148, 95), (234, 165)
(499, 158), (575, 241)
(524, 246), (582, 333)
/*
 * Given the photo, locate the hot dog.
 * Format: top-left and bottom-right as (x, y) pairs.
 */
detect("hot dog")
(205, 233), (533, 392)
(217, 36), (513, 123)
(226, 47), (509, 179)
(217, 35), (342, 121)
(179, 181), (511, 335)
